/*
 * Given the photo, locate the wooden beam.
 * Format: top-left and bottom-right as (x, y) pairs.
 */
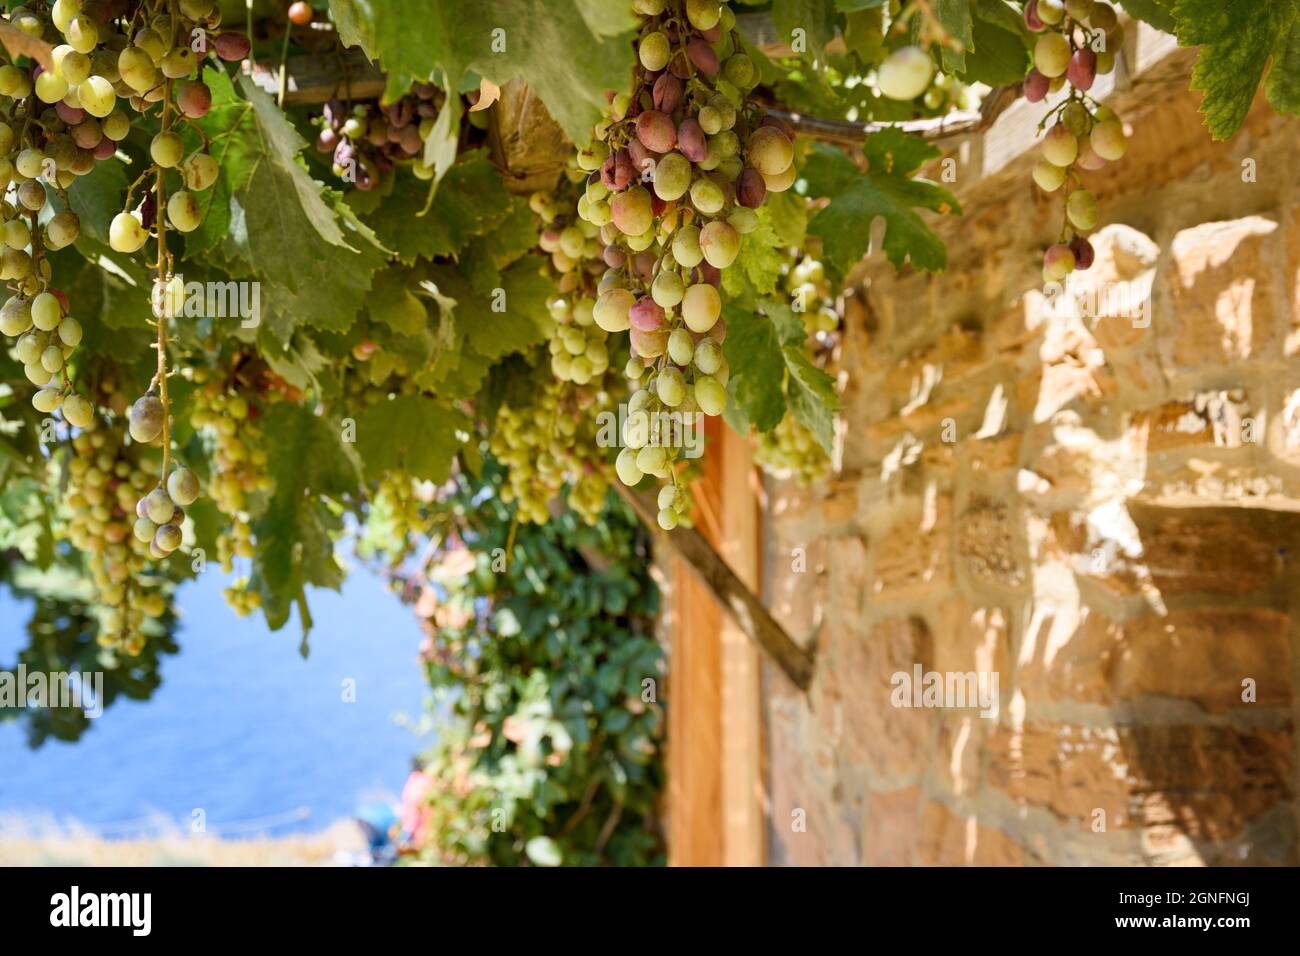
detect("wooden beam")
(243, 47), (385, 105)
(615, 482), (815, 692)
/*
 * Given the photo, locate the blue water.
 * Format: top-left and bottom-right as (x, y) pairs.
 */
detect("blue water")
(0, 564), (430, 837)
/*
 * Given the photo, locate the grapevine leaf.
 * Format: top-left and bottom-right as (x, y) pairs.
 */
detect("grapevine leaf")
(934, 0), (974, 73)
(842, 8), (885, 65)
(327, 0), (635, 143)
(421, 73), (462, 186)
(362, 154), (513, 264)
(805, 136), (960, 278)
(354, 394), (468, 483)
(721, 298), (805, 433)
(1118, 0), (1177, 33)
(250, 404), (361, 636)
(772, 0), (839, 61)
(1175, 0), (1299, 140)
(783, 345), (838, 454)
(1265, 16), (1300, 116)
(959, 19), (1030, 87)
(722, 215), (786, 300)
(369, 266), (429, 336)
(66, 157), (128, 245)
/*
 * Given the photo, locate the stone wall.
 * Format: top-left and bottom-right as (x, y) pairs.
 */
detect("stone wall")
(760, 77), (1300, 866)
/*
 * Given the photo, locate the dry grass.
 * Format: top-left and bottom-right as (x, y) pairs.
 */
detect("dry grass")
(0, 818), (368, 866)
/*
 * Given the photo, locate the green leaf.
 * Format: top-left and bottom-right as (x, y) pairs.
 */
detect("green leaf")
(935, 0), (974, 72)
(328, 0), (635, 143)
(66, 157), (128, 245)
(772, 0), (839, 60)
(354, 394), (467, 483)
(1118, 0), (1177, 33)
(721, 299), (805, 433)
(250, 404), (361, 635)
(1175, 0), (1299, 140)
(1266, 15), (1300, 116)
(959, 19), (1030, 87)
(783, 346), (838, 454)
(363, 154), (513, 264)
(805, 134), (960, 278)
(369, 266), (429, 336)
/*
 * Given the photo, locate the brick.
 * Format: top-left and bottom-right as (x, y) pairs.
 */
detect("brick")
(986, 722), (1293, 838)
(1018, 608), (1291, 711)
(917, 800), (1025, 866)
(864, 787), (920, 865)
(956, 497), (1024, 589)
(872, 497), (952, 596)
(1167, 216), (1278, 368)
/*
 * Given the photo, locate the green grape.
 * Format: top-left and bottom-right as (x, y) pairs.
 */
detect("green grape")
(694, 375), (727, 416)
(682, 283), (721, 333)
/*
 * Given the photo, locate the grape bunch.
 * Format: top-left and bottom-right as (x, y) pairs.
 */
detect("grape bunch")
(577, 0), (795, 530)
(313, 85), (442, 190)
(1022, 0), (1128, 281)
(63, 411), (170, 655)
(187, 365), (276, 578)
(1, 290), (92, 426)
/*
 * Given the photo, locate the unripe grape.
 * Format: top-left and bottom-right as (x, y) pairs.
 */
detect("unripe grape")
(52, 0), (81, 31)
(640, 31), (671, 72)
(657, 367), (687, 407)
(651, 152), (691, 202)
(1032, 160), (1067, 192)
(75, 76), (116, 118)
(1034, 33), (1071, 78)
(118, 46), (157, 92)
(182, 152), (219, 191)
(1075, 138), (1106, 171)
(151, 131), (185, 167)
(2, 219), (30, 251)
(762, 163), (797, 193)
(1090, 118), (1127, 160)
(1041, 124), (1078, 166)
(166, 191), (202, 232)
(161, 48), (198, 80)
(58, 315), (82, 347)
(689, 177), (725, 215)
(1090, 2), (1118, 30)
(40, 345), (64, 374)
(636, 110), (677, 153)
(109, 212), (148, 253)
(630, 325), (669, 358)
(724, 54), (755, 89)
(746, 126), (794, 176)
(635, 445), (668, 477)
(168, 467), (200, 506)
(668, 328), (695, 366)
(36, 71), (70, 104)
(686, 0), (721, 30)
(728, 207), (759, 234)
(594, 288), (634, 332)
(153, 523), (182, 553)
(652, 270), (685, 308)
(133, 515), (158, 543)
(1037, 0), (1066, 24)
(1067, 48), (1097, 90)
(18, 180), (46, 212)
(1024, 68), (1050, 103)
(15, 332), (43, 365)
(143, 488), (174, 525)
(615, 447), (644, 486)
(176, 80), (212, 118)
(634, 0), (666, 13)
(694, 375), (727, 416)
(66, 16), (98, 54)
(1066, 188), (1099, 230)
(129, 393), (165, 443)
(693, 338), (723, 375)
(1043, 243), (1076, 281)
(630, 297), (666, 331)
(46, 211), (81, 249)
(31, 293), (62, 331)
(24, 363), (52, 387)
(699, 220), (740, 269)
(215, 32), (252, 61)
(878, 46), (935, 100)
(16, 147), (45, 178)
(672, 225), (704, 268)
(63, 393), (93, 428)
(610, 186), (653, 236)
(0, 297), (31, 336)
(682, 283), (721, 333)
(657, 508), (679, 531)
(33, 388), (63, 413)
(658, 485), (679, 511)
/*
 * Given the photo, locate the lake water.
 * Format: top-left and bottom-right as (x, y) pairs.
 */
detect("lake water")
(0, 563), (431, 838)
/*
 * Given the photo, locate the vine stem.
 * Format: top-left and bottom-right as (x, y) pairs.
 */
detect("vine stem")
(155, 77), (173, 487)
